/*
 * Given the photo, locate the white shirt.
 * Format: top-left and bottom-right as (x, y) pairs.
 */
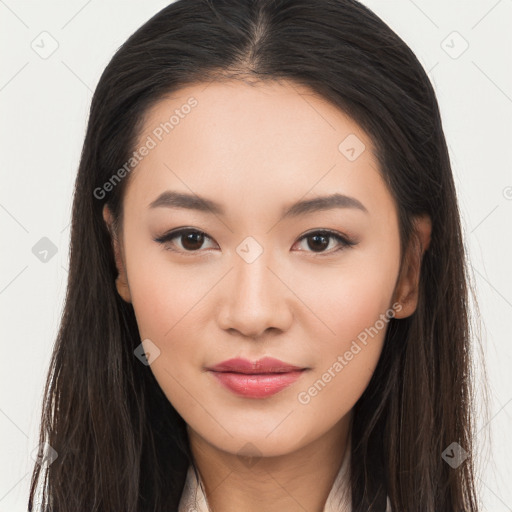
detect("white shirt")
(178, 434), (392, 511)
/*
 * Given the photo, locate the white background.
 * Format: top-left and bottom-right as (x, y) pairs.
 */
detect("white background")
(1, 1), (511, 510)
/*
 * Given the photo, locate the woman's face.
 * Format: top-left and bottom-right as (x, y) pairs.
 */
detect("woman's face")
(104, 79), (428, 458)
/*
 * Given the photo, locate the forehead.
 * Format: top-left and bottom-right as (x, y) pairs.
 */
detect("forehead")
(123, 79), (394, 220)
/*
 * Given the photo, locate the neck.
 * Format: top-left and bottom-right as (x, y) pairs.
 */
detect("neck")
(187, 411), (353, 512)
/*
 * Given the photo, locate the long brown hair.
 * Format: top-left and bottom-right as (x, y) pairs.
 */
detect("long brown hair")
(28, 0), (490, 510)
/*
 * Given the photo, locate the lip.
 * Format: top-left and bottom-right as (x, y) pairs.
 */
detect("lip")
(206, 356), (305, 374)
(206, 357), (308, 399)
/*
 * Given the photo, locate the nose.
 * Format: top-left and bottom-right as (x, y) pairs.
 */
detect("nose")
(216, 248), (293, 340)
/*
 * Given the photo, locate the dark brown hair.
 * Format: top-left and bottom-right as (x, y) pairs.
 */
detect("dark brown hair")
(28, 0), (490, 510)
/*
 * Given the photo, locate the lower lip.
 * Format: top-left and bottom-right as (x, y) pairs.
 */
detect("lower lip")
(208, 370), (306, 398)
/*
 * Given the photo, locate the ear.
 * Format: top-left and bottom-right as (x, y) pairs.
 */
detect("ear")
(102, 204), (132, 303)
(392, 214), (432, 319)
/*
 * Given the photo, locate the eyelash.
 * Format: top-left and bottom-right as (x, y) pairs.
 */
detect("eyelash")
(153, 228), (357, 256)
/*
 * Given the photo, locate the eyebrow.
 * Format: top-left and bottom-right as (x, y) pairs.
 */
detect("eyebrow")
(148, 190), (368, 218)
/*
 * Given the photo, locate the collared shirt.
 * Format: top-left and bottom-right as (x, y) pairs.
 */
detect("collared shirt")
(178, 435), (392, 512)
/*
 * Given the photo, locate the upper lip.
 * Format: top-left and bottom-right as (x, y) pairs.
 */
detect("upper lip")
(207, 357), (306, 374)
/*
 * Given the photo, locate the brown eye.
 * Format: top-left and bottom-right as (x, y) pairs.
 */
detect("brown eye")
(154, 228), (217, 253)
(294, 230), (356, 254)
(306, 233), (330, 252)
(180, 231), (205, 251)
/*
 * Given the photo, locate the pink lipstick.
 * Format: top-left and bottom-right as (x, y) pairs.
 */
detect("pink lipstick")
(206, 356), (308, 398)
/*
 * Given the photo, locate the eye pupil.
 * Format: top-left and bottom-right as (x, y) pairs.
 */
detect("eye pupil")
(308, 234), (329, 252)
(182, 231), (204, 250)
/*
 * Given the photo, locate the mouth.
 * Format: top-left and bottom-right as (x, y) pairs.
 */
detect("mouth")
(205, 356), (309, 398)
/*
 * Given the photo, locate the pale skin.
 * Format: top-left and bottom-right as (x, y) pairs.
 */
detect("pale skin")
(103, 79), (431, 512)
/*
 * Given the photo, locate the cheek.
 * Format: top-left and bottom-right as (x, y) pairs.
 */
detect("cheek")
(125, 247), (216, 398)
(296, 253), (398, 397)
(127, 259), (208, 410)
(328, 270), (396, 343)
(296, 251), (398, 346)
(294, 283), (393, 426)
(126, 246), (210, 342)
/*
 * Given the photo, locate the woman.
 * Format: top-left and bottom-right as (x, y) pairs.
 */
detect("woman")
(28, 0), (488, 510)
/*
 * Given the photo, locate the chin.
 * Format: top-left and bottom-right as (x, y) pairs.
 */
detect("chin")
(199, 422), (313, 458)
